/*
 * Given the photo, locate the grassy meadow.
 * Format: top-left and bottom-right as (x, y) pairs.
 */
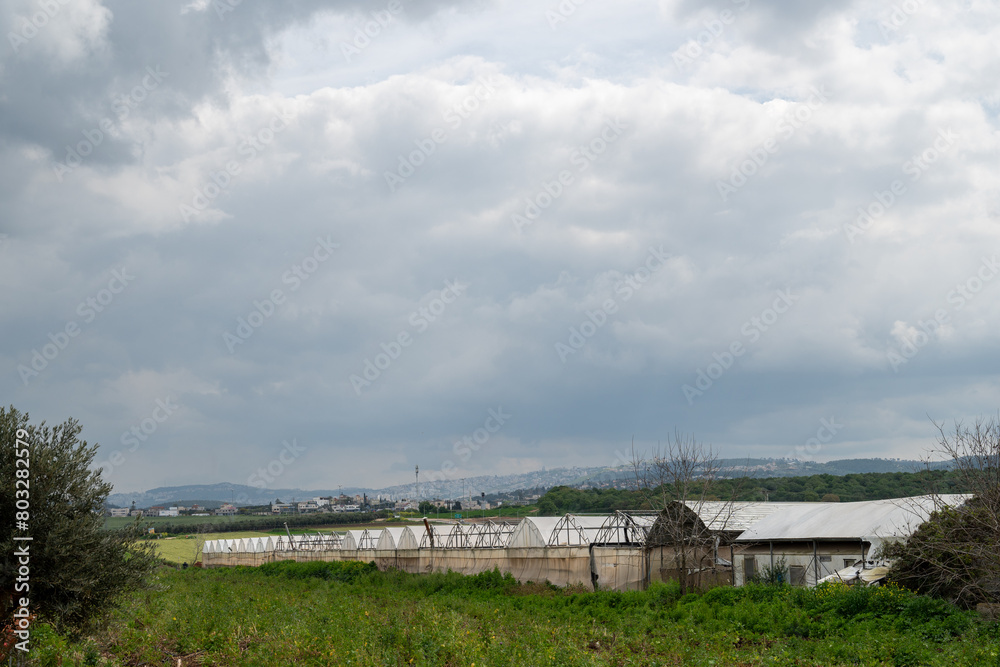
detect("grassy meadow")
(31, 562), (1000, 667)
(145, 522), (430, 564)
(148, 531), (269, 564)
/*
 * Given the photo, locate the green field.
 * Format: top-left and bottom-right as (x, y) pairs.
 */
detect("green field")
(103, 514), (270, 530)
(31, 562), (1000, 666)
(147, 522), (429, 564)
(149, 531), (270, 564)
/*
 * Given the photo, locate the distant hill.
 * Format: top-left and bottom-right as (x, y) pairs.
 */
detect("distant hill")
(574, 458), (949, 488)
(721, 457), (949, 477)
(791, 458), (950, 475)
(105, 499), (228, 510)
(108, 458), (950, 507)
(106, 483), (372, 509)
(380, 466), (601, 500)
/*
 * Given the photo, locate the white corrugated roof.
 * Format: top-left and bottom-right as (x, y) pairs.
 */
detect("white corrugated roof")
(735, 495), (971, 542)
(684, 501), (827, 532)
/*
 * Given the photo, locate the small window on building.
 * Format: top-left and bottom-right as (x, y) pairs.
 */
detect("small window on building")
(789, 565), (806, 586)
(744, 556), (756, 581)
(819, 555), (831, 563)
(844, 558), (856, 568)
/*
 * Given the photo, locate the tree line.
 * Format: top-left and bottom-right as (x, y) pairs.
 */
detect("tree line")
(536, 468), (966, 514)
(141, 511), (384, 536)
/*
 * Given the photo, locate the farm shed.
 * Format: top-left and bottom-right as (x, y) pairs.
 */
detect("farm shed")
(612, 502), (805, 590)
(733, 494), (971, 587)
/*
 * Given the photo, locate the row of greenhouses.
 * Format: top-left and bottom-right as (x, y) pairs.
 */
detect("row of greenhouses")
(201, 497), (965, 591)
(203, 513), (659, 556)
(202, 513), (660, 590)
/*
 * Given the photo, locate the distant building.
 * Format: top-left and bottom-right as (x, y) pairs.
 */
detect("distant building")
(158, 507), (179, 517)
(108, 507), (129, 517)
(333, 504), (361, 513)
(215, 504), (237, 516)
(271, 502), (295, 514)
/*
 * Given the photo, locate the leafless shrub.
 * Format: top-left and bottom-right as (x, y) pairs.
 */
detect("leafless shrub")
(630, 431), (749, 595)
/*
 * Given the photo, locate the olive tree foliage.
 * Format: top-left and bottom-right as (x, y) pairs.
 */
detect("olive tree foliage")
(1, 406), (158, 633)
(630, 432), (748, 595)
(884, 416), (1000, 608)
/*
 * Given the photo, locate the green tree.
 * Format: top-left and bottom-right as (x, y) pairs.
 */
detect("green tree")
(886, 417), (1000, 608)
(883, 502), (995, 607)
(536, 498), (557, 516)
(1, 406), (158, 633)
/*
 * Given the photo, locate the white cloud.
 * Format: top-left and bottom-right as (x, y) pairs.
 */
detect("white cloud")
(2, 0), (1000, 490)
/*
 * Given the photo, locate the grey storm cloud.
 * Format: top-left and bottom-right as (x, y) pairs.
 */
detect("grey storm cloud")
(1, 0), (999, 493)
(0, 0), (470, 171)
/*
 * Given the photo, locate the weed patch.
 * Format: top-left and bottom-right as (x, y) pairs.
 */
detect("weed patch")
(31, 567), (1000, 666)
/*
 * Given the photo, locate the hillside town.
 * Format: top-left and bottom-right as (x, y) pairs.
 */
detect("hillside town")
(107, 490), (543, 519)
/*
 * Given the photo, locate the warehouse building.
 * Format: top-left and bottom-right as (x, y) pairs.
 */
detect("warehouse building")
(732, 494), (970, 587)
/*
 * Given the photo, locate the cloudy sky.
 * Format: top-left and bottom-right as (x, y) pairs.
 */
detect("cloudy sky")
(2, 0), (999, 494)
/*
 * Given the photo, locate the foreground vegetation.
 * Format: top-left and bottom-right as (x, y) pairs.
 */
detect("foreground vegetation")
(31, 562), (1000, 666)
(1, 407), (158, 635)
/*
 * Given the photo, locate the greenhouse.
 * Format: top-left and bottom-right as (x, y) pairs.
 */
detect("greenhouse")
(200, 512), (700, 590)
(375, 526), (420, 551)
(342, 529), (377, 551)
(201, 497), (954, 591)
